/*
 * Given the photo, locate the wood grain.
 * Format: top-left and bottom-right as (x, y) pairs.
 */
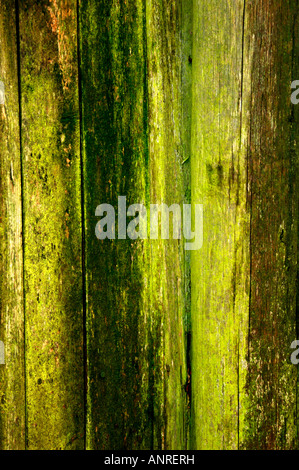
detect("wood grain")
(19, 0), (84, 449)
(0, 0), (25, 450)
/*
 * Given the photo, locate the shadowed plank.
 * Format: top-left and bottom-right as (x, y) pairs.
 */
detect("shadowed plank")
(243, 0), (299, 449)
(0, 0), (25, 450)
(79, 0), (188, 449)
(79, 0), (152, 450)
(18, 0), (84, 449)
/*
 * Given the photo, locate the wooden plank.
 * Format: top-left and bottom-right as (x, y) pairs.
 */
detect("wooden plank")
(79, 0), (188, 449)
(242, 0), (299, 449)
(18, 0), (84, 449)
(79, 0), (152, 450)
(191, 0), (250, 449)
(0, 0), (25, 450)
(145, 0), (188, 450)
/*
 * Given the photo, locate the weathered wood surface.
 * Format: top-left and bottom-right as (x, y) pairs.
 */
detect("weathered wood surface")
(79, 0), (152, 450)
(19, 0), (84, 449)
(146, 0), (188, 449)
(191, 0), (250, 450)
(0, 0), (298, 450)
(0, 0), (25, 450)
(243, 0), (299, 449)
(79, 0), (188, 450)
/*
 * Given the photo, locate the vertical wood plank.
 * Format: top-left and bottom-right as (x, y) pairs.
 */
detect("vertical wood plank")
(18, 0), (84, 449)
(79, 0), (152, 450)
(191, 0), (250, 449)
(0, 0), (25, 450)
(243, 0), (299, 449)
(80, 0), (188, 449)
(1, 0), (296, 450)
(146, 0), (188, 449)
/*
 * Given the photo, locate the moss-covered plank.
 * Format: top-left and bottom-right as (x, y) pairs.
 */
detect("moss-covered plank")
(79, 0), (188, 449)
(146, 0), (188, 450)
(0, 0), (25, 450)
(79, 0), (152, 450)
(242, 0), (299, 449)
(18, 0), (84, 449)
(191, 0), (250, 449)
